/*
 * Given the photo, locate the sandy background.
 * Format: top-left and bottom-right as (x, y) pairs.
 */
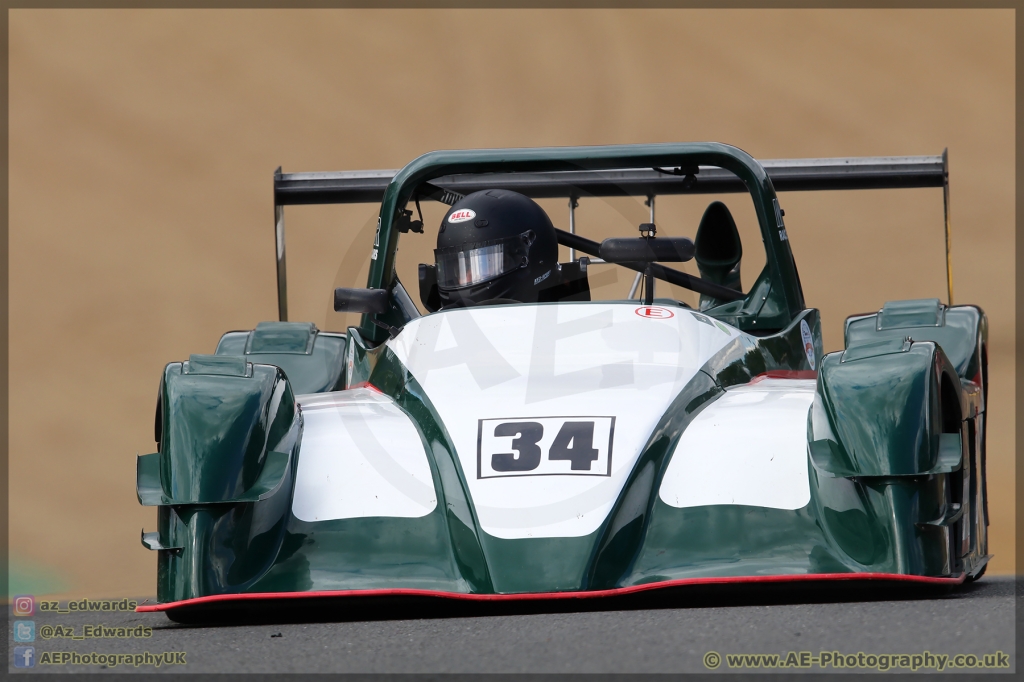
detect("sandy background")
(8, 9), (1015, 598)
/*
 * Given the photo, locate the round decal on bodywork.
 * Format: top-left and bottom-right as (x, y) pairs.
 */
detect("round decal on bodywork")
(800, 319), (816, 370)
(634, 306), (674, 319)
(448, 209), (476, 223)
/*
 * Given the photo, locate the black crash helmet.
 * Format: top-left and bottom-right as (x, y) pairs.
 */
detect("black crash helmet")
(434, 189), (558, 306)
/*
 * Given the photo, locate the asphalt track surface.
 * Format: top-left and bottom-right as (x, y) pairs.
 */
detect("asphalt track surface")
(6, 576), (1016, 674)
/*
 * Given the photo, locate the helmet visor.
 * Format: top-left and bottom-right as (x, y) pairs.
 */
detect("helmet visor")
(434, 232), (533, 289)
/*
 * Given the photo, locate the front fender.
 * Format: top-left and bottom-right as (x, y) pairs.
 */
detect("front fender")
(810, 339), (962, 478)
(137, 354), (302, 603)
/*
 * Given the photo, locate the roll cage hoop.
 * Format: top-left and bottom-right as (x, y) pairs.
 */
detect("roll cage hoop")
(273, 143), (950, 344)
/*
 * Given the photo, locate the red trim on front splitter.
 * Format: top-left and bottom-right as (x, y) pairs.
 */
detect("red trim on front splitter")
(136, 572), (965, 613)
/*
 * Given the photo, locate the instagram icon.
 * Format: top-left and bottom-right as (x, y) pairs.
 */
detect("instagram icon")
(13, 595), (35, 616)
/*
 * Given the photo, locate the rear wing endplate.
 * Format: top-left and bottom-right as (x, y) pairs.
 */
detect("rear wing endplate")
(272, 152), (952, 321)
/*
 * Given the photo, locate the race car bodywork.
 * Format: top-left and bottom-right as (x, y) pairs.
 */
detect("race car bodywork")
(136, 143), (989, 618)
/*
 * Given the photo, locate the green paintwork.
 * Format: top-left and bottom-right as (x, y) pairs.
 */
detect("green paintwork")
(370, 349), (494, 592)
(810, 341), (962, 477)
(586, 370), (723, 589)
(142, 296), (987, 600)
(702, 308), (823, 388)
(215, 322), (346, 395)
(630, 468), (957, 582)
(248, 346), (487, 597)
(480, 535), (598, 593)
(158, 356), (299, 503)
(629, 316), (979, 584)
(631, 502), (846, 582)
(143, 355), (303, 602)
(251, 515), (470, 595)
(138, 144), (991, 605)
(837, 298), (990, 579)
(136, 454), (164, 506)
(154, 495), (297, 602)
(698, 265), (774, 329)
(846, 301), (987, 386)
(138, 450), (291, 506)
(230, 311), (834, 597)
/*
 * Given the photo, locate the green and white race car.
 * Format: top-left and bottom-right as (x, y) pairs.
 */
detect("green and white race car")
(136, 143), (989, 622)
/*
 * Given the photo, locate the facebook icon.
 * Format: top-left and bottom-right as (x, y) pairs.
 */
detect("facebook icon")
(14, 646), (35, 668)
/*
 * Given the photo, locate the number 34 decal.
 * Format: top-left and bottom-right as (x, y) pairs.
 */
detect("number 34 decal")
(477, 417), (615, 479)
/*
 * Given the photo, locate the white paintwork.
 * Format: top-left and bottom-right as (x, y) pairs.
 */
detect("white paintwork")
(659, 378), (815, 510)
(386, 303), (739, 539)
(291, 388), (437, 522)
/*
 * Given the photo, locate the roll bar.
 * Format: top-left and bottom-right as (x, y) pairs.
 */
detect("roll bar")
(272, 147), (951, 334)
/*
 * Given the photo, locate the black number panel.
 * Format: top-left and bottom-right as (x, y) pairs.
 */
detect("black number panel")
(477, 417), (615, 478)
(490, 422), (544, 472)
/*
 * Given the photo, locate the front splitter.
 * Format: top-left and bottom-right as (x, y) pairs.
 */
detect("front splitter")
(137, 571), (965, 613)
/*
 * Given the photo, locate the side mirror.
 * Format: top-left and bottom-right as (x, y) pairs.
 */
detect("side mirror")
(334, 288), (389, 314)
(599, 236), (695, 264)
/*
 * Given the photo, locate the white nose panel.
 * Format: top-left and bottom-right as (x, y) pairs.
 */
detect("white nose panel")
(386, 303), (739, 538)
(291, 388), (437, 522)
(659, 378), (814, 511)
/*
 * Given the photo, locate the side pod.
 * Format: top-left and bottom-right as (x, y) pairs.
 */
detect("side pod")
(137, 354), (302, 603)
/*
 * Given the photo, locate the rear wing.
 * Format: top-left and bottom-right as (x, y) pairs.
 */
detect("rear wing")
(272, 152), (952, 321)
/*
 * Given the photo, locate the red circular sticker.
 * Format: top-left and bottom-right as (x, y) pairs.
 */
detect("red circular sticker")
(634, 306), (674, 319)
